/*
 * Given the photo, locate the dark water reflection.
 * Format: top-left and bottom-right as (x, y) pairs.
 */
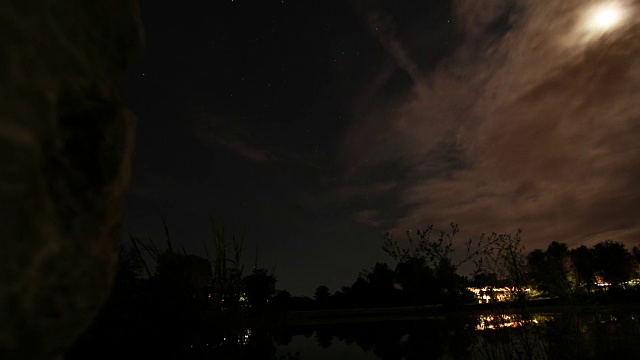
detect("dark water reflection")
(275, 309), (640, 360)
(68, 308), (640, 359)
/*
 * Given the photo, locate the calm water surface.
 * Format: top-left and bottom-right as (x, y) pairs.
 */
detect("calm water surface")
(273, 310), (640, 360)
(66, 308), (640, 359)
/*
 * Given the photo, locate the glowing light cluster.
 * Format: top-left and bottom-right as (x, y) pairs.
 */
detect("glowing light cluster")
(467, 287), (532, 304)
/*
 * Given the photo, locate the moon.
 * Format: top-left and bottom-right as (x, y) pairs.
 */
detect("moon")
(591, 4), (623, 30)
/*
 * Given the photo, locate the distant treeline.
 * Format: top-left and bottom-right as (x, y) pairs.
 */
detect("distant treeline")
(526, 240), (640, 297)
(111, 222), (640, 313)
(295, 234), (640, 310)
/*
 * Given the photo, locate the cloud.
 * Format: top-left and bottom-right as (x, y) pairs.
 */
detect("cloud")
(220, 140), (273, 164)
(191, 112), (276, 164)
(353, 209), (385, 228)
(365, 9), (422, 83)
(294, 180), (398, 215)
(345, 0), (640, 250)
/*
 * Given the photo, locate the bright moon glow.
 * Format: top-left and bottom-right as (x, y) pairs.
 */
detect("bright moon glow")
(592, 5), (623, 30)
(567, 2), (633, 46)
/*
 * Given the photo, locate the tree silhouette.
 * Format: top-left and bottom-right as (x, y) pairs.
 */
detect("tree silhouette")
(153, 251), (213, 308)
(115, 244), (144, 284)
(350, 277), (371, 307)
(272, 290), (292, 310)
(527, 242), (572, 297)
(470, 271), (499, 287)
(314, 285), (330, 309)
(527, 249), (547, 289)
(365, 262), (397, 306)
(242, 268), (276, 311)
(435, 258), (470, 305)
(570, 245), (597, 291)
(593, 240), (637, 286)
(476, 229), (528, 302)
(331, 286), (356, 309)
(394, 257), (437, 305)
(545, 242), (572, 295)
(633, 246), (640, 264)
(383, 223), (497, 306)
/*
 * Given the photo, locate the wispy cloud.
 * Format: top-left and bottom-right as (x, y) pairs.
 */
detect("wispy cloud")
(352, 209), (385, 228)
(192, 112), (277, 164)
(346, 0), (640, 249)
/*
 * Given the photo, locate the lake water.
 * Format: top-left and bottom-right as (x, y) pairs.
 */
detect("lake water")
(273, 310), (640, 360)
(279, 335), (379, 360)
(274, 314), (549, 360)
(66, 307), (640, 359)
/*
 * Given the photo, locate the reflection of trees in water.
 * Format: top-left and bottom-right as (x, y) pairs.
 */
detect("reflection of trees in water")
(288, 318), (473, 360)
(315, 327), (334, 348)
(543, 310), (640, 359)
(186, 324), (303, 360)
(69, 309), (640, 359)
(70, 318), (297, 360)
(279, 309), (640, 360)
(468, 310), (640, 360)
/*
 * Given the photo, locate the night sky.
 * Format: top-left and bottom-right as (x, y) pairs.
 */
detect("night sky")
(122, 0), (640, 295)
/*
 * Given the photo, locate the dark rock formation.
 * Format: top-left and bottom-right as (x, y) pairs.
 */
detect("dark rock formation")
(0, 1), (143, 358)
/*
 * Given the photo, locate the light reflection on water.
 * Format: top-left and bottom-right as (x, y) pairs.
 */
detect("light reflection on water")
(70, 309), (640, 359)
(190, 326), (252, 350)
(474, 313), (552, 331)
(241, 327), (251, 345)
(184, 311), (635, 360)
